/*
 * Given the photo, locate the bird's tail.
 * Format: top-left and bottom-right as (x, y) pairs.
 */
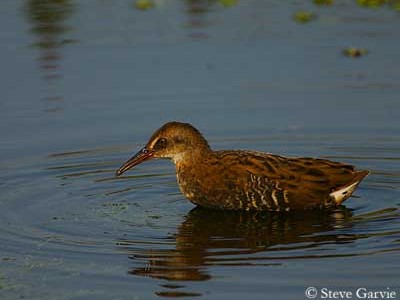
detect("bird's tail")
(330, 170), (369, 205)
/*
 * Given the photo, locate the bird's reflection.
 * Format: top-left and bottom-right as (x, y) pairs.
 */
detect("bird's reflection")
(25, 0), (74, 109)
(120, 207), (355, 283)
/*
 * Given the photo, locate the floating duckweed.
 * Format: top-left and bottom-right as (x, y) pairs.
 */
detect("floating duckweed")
(135, 0), (154, 10)
(391, 0), (400, 10)
(0, 273), (13, 290)
(314, 0), (334, 5)
(342, 47), (368, 57)
(293, 11), (316, 23)
(218, 0), (238, 7)
(356, 0), (386, 8)
(148, 215), (161, 219)
(102, 202), (131, 207)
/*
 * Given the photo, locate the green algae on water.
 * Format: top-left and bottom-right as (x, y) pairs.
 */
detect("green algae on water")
(293, 11), (316, 23)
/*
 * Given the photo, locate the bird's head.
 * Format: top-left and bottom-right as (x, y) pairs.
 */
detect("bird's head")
(116, 122), (210, 176)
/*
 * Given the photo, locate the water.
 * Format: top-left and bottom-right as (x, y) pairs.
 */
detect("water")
(1, 1), (399, 299)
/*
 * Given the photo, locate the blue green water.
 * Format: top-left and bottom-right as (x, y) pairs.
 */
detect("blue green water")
(1, 1), (399, 299)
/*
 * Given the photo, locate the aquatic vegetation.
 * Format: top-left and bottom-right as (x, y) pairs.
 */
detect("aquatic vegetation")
(390, 0), (400, 10)
(218, 0), (238, 7)
(135, 0), (154, 10)
(293, 11), (316, 23)
(0, 274), (13, 291)
(314, 0), (334, 5)
(100, 201), (130, 216)
(356, 0), (400, 9)
(342, 47), (368, 57)
(0, 273), (5, 290)
(357, 0), (386, 8)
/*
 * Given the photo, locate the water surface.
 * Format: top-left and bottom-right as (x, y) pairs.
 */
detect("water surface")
(1, 1), (399, 299)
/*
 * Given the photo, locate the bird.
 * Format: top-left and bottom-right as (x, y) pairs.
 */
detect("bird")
(116, 122), (369, 211)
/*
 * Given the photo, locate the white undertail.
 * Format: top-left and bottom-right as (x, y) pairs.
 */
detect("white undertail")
(329, 180), (360, 205)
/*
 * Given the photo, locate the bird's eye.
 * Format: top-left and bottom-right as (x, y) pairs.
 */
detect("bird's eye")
(154, 138), (167, 150)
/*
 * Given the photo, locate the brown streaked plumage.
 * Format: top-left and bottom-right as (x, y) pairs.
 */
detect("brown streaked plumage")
(116, 122), (369, 211)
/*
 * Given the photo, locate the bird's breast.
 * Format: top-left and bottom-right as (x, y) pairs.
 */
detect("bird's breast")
(175, 165), (203, 202)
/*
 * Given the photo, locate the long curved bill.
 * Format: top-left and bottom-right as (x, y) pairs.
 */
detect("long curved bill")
(116, 147), (154, 176)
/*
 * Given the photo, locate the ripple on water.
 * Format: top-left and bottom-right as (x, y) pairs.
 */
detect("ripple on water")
(0, 142), (399, 298)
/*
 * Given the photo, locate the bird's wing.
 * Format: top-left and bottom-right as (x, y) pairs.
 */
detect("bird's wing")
(215, 150), (365, 209)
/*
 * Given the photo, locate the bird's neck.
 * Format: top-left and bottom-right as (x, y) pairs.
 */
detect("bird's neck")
(173, 147), (213, 169)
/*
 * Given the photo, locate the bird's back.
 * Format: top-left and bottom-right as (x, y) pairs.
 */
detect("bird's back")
(177, 150), (369, 211)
